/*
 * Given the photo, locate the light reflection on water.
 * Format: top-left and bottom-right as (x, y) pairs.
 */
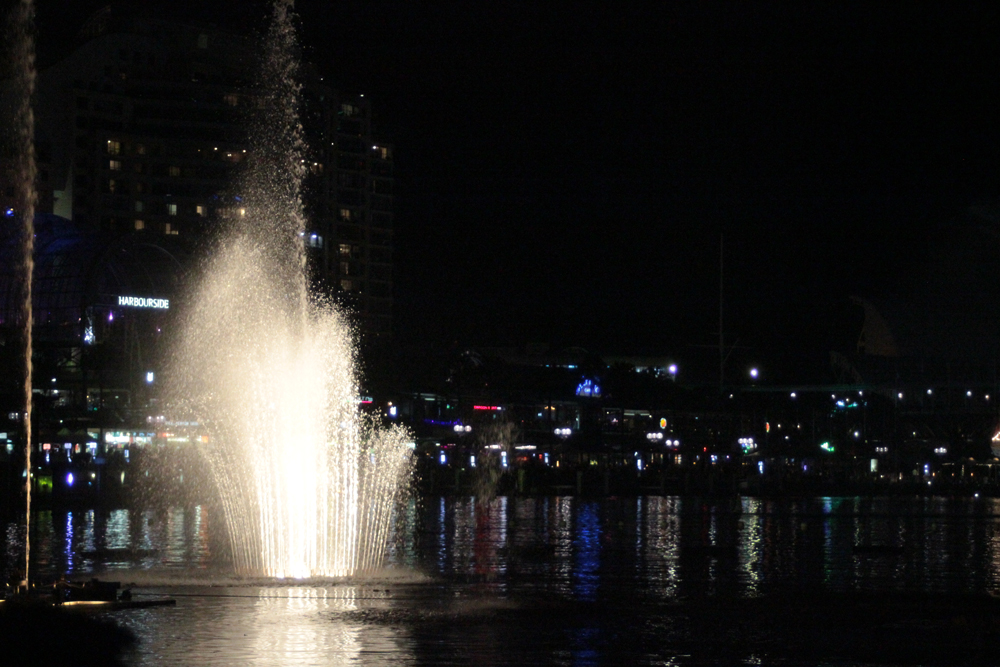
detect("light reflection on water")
(5, 496), (1000, 664)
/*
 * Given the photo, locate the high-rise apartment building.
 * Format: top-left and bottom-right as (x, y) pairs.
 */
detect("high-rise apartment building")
(15, 6), (393, 338)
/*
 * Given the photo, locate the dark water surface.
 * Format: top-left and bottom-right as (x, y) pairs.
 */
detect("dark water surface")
(7, 495), (1000, 665)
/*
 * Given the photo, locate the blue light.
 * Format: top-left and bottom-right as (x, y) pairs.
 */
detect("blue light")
(575, 378), (601, 397)
(4, 208), (14, 218)
(66, 472), (74, 487)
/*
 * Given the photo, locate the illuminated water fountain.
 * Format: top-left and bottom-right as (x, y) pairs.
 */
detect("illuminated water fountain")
(170, 1), (411, 579)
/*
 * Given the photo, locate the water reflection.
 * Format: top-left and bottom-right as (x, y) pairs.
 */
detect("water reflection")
(7, 496), (1000, 665)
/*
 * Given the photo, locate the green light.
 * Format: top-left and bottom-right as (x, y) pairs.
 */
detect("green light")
(820, 442), (835, 453)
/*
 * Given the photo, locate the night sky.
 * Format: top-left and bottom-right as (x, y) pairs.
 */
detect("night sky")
(26, 1), (1000, 381)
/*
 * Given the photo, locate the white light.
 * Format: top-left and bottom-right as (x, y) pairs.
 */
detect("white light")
(967, 391), (973, 397)
(898, 392), (903, 399)
(146, 371), (155, 384)
(927, 388), (933, 395)
(470, 455), (476, 468)
(439, 452), (447, 465)
(501, 452), (508, 468)
(668, 364), (677, 375)
(636, 458), (643, 470)
(790, 392), (797, 399)
(749, 368), (759, 379)
(388, 406), (397, 418)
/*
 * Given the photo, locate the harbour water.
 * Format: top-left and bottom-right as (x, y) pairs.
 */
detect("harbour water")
(5, 494), (1000, 665)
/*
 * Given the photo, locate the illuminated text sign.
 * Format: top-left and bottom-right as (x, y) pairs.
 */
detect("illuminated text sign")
(118, 295), (169, 309)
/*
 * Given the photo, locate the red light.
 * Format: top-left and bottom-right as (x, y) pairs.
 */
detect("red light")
(473, 405), (501, 411)
(703, 447), (707, 452)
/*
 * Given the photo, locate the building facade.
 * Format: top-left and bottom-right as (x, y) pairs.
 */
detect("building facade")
(10, 6), (394, 338)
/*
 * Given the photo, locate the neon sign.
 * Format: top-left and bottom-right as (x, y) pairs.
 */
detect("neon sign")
(575, 379), (601, 397)
(473, 405), (501, 411)
(118, 295), (169, 309)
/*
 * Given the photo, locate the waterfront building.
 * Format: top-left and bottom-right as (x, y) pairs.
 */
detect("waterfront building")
(3, 5), (394, 338)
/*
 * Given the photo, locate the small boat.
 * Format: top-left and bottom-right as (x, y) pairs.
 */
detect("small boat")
(3, 578), (175, 611)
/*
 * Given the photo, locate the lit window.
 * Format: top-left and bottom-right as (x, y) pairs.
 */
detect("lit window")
(340, 103), (359, 117)
(374, 146), (391, 160)
(107, 179), (116, 193)
(339, 208), (352, 221)
(167, 203), (177, 216)
(107, 140), (121, 155)
(109, 159), (122, 171)
(339, 243), (351, 257)
(195, 205), (205, 216)
(223, 93), (238, 106)
(165, 222), (179, 235)
(340, 279), (353, 291)
(134, 219), (145, 230)
(134, 200), (143, 212)
(169, 166), (180, 177)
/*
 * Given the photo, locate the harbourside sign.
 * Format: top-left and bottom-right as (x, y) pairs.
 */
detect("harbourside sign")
(118, 295), (170, 309)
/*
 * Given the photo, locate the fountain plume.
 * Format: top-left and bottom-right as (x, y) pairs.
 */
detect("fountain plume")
(6, 0), (37, 589)
(170, 2), (412, 579)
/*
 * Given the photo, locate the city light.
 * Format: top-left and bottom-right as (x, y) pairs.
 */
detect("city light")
(820, 441), (835, 453)
(749, 368), (759, 379)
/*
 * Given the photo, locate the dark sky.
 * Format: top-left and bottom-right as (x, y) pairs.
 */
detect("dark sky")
(26, 1), (1000, 381)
